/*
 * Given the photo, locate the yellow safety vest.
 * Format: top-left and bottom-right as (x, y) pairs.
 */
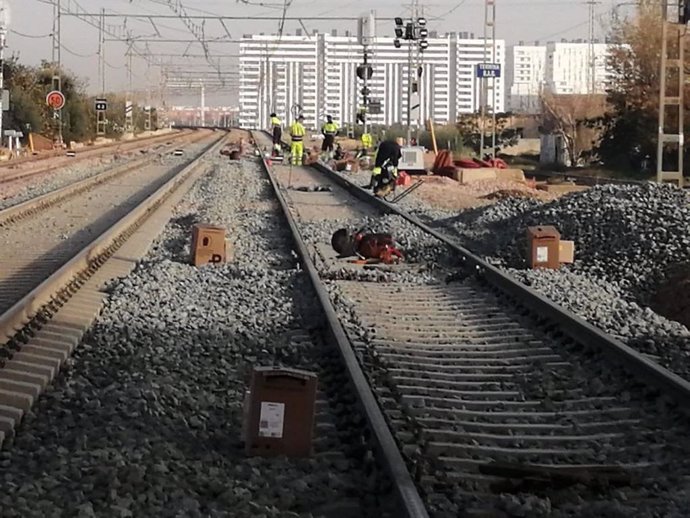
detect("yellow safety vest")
(322, 122), (338, 136)
(290, 122), (306, 141)
(270, 116), (281, 128)
(361, 133), (373, 149)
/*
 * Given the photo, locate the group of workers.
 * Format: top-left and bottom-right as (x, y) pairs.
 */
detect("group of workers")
(269, 113), (402, 198)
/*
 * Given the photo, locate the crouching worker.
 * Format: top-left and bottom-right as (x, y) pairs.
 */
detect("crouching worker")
(367, 138), (403, 198)
(330, 228), (404, 264)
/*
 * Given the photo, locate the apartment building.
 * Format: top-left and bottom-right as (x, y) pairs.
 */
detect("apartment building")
(239, 31), (506, 129)
(507, 43), (546, 113)
(544, 40), (612, 94)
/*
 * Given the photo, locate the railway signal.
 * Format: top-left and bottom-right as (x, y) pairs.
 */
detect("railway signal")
(95, 98), (107, 136)
(393, 5), (428, 143)
(46, 90), (65, 111)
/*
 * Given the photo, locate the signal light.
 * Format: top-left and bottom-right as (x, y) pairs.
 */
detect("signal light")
(395, 28), (403, 38)
(405, 23), (415, 40)
(417, 17), (427, 26)
(419, 40), (429, 50)
(394, 39), (402, 48)
(395, 17), (403, 26)
(357, 64), (373, 80)
(419, 28), (428, 39)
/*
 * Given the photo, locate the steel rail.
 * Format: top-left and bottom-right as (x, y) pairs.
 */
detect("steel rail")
(252, 132), (430, 518)
(0, 132), (228, 346)
(0, 132), (211, 226)
(0, 130), (191, 180)
(306, 161), (690, 409)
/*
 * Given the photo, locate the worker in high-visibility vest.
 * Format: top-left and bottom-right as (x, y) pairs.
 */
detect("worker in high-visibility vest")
(321, 115), (339, 159)
(269, 112), (282, 154)
(367, 138), (403, 197)
(361, 133), (373, 153)
(290, 115), (306, 166)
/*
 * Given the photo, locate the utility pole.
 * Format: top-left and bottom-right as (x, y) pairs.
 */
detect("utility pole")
(0, 2), (7, 149)
(587, 0), (600, 94)
(125, 36), (134, 135)
(200, 82), (206, 127)
(98, 8), (106, 95)
(52, 0), (63, 146)
(656, 0), (686, 186)
(479, 0), (496, 159)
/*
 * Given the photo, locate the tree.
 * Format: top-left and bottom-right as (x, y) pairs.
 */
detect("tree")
(541, 93), (607, 166)
(455, 113), (519, 156)
(593, 1), (667, 169)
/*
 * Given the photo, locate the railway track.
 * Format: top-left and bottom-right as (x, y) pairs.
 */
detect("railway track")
(0, 130), (228, 446)
(0, 130), (194, 186)
(0, 135), (399, 516)
(253, 131), (690, 516)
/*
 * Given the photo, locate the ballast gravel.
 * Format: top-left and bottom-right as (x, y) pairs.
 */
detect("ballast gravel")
(0, 156), (392, 517)
(333, 166), (690, 381)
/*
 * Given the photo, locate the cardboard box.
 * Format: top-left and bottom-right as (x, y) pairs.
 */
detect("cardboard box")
(191, 224), (226, 266)
(526, 226), (561, 269)
(559, 240), (575, 264)
(244, 367), (318, 458)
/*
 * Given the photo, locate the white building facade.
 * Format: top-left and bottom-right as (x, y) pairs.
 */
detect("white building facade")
(505, 40), (614, 113)
(507, 44), (546, 113)
(544, 41), (612, 95)
(239, 32), (506, 129)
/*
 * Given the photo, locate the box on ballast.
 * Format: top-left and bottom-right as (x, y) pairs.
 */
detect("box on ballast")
(559, 240), (575, 264)
(526, 225), (561, 269)
(244, 366), (318, 458)
(191, 224), (226, 266)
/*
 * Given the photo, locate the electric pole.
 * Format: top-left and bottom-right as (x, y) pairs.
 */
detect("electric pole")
(479, 0), (496, 159)
(0, 1), (8, 149)
(587, 0), (600, 94)
(656, 0), (686, 186)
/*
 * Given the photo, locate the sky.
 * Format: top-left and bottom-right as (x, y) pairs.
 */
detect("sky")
(4, 0), (634, 106)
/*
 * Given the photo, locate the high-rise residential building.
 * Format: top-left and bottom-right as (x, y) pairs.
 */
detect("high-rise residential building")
(505, 40), (614, 113)
(507, 43), (546, 113)
(544, 41), (612, 95)
(239, 32), (506, 129)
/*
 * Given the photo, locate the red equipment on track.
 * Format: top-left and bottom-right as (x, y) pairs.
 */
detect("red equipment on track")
(331, 228), (404, 265)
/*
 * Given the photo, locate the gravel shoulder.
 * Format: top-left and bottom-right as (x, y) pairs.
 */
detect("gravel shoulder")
(0, 153), (394, 517)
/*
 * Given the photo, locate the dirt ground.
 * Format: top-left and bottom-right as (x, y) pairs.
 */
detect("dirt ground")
(407, 176), (559, 211)
(324, 136), (566, 212)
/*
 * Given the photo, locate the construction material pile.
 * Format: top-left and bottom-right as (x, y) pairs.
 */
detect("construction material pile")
(447, 183), (690, 300)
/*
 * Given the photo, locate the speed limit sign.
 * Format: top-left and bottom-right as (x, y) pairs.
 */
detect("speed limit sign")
(46, 90), (66, 110)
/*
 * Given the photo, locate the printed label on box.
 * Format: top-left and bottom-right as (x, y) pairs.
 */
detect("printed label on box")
(258, 401), (285, 438)
(536, 246), (548, 263)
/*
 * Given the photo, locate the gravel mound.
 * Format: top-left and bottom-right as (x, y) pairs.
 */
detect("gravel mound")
(0, 157), (391, 517)
(444, 183), (690, 298)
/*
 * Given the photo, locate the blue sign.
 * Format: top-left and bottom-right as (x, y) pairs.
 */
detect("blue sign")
(476, 63), (501, 78)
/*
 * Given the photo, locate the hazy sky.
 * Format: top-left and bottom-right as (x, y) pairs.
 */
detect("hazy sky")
(5, 0), (632, 106)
